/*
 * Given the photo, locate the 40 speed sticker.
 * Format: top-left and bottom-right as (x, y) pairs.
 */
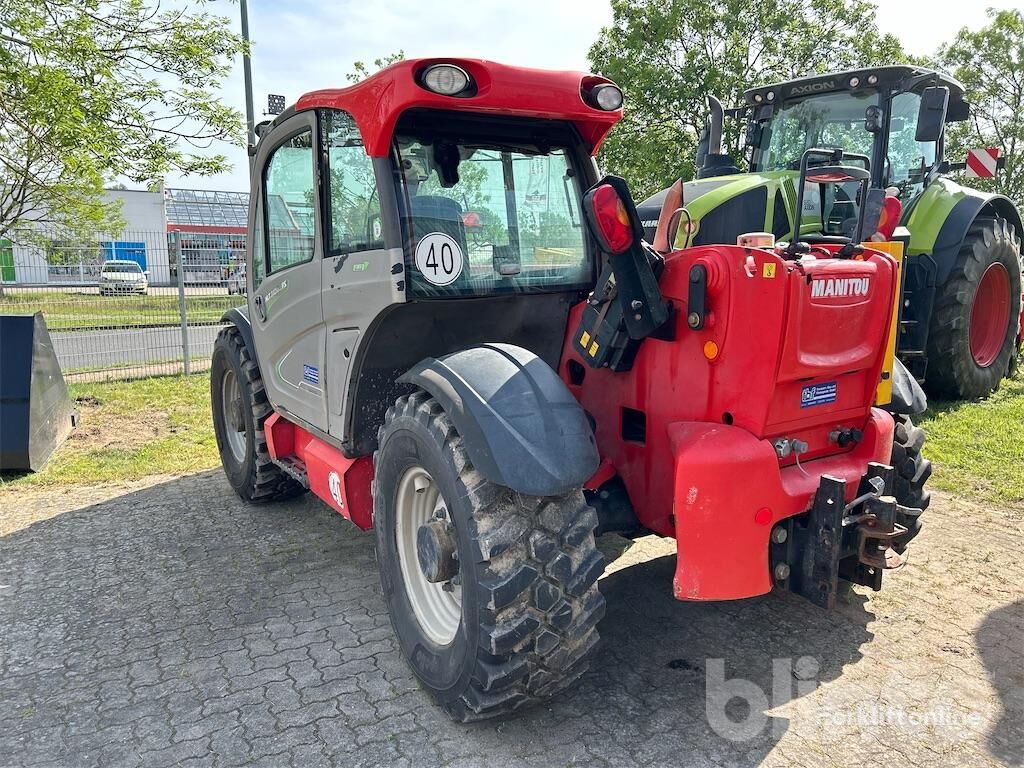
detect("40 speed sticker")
(415, 232), (464, 286)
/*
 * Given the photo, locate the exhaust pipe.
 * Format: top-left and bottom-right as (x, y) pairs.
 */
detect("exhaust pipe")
(706, 95), (724, 157)
(696, 95), (739, 179)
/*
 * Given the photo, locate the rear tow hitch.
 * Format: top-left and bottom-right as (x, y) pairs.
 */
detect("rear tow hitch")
(770, 462), (924, 609)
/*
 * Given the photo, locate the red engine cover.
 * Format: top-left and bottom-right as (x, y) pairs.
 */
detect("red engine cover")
(561, 243), (898, 540)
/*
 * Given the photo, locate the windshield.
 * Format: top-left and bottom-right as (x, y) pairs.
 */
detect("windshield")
(393, 117), (589, 297)
(757, 91), (879, 172)
(102, 263), (141, 273)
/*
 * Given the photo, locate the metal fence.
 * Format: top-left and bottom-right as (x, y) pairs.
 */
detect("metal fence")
(0, 226), (247, 382)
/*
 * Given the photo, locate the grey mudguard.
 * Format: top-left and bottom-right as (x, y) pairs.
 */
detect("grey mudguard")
(398, 343), (600, 496)
(888, 357), (928, 415)
(221, 307), (256, 363)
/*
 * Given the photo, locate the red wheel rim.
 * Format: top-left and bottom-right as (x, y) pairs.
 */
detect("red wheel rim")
(969, 262), (1012, 367)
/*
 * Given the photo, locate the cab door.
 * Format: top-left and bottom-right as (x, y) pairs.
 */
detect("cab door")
(317, 109), (406, 440)
(249, 111), (328, 430)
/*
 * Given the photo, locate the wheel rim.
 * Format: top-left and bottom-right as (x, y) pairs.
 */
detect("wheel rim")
(220, 368), (247, 463)
(395, 466), (462, 645)
(969, 262), (1012, 368)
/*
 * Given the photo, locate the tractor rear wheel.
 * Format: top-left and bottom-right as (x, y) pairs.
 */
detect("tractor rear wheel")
(374, 390), (605, 722)
(890, 414), (931, 553)
(926, 216), (1022, 399)
(211, 326), (305, 502)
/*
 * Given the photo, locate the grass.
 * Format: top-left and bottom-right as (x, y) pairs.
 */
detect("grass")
(1, 367), (1021, 508)
(0, 375), (219, 491)
(0, 290), (240, 330)
(916, 370), (1024, 505)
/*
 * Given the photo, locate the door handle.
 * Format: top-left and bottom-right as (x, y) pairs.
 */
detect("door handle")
(253, 294), (267, 322)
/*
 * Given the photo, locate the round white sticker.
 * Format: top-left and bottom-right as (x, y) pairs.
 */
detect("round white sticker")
(414, 232), (464, 286)
(328, 471), (344, 509)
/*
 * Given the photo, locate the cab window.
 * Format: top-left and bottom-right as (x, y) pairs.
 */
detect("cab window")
(392, 111), (590, 297)
(263, 130), (316, 274)
(322, 110), (383, 254)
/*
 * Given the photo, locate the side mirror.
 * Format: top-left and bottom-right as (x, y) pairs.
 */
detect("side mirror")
(946, 98), (970, 123)
(916, 87), (949, 142)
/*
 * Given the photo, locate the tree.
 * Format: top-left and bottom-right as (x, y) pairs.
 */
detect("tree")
(938, 9), (1024, 207)
(346, 51), (406, 84)
(0, 0), (246, 243)
(588, 0), (906, 199)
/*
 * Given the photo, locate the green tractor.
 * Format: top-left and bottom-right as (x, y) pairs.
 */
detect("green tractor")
(638, 65), (1023, 399)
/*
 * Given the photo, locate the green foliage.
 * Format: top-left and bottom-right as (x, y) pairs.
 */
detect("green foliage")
(938, 9), (1024, 207)
(589, 0), (906, 199)
(346, 51), (406, 84)
(0, 0), (246, 239)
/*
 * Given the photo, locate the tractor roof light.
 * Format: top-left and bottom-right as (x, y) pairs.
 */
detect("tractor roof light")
(867, 73), (879, 85)
(753, 93), (763, 103)
(849, 76), (861, 89)
(588, 83), (624, 111)
(586, 184), (634, 254)
(766, 91), (775, 102)
(420, 64), (472, 97)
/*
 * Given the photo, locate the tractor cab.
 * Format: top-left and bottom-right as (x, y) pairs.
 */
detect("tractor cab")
(743, 66), (969, 207)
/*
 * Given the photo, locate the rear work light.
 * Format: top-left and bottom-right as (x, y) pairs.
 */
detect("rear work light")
(590, 84), (623, 111)
(420, 64), (472, 97)
(588, 184), (634, 254)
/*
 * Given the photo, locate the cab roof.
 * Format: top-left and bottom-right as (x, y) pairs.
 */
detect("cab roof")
(744, 65), (966, 105)
(282, 58), (621, 157)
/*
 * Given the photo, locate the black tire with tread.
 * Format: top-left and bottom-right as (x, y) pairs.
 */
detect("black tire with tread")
(890, 414), (931, 553)
(925, 216), (1023, 399)
(211, 326), (305, 503)
(374, 390), (605, 722)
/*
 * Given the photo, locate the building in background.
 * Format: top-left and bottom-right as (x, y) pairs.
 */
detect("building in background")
(2, 186), (252, 287)
(165, 189), (248, 285)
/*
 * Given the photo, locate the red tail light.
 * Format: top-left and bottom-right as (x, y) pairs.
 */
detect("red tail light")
(589, 184), (634, 254)
(877, 195), (903, 240)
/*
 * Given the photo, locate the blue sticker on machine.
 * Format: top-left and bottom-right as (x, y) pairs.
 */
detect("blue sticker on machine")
(801, 381), (837, 408)
(303, 365), (320, 386)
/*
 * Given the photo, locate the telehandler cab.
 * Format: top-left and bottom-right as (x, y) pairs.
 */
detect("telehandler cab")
(212, 59), (930, 722)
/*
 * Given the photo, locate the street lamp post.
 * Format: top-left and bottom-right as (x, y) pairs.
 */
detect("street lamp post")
(239, 0), (257, 159)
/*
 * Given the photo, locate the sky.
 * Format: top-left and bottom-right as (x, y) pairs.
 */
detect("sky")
(162, 0), (1024, 193)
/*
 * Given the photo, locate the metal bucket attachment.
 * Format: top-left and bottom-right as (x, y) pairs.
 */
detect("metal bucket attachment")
(0, 312), (77, 472)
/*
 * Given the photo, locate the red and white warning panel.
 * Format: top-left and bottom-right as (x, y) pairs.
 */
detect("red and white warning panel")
(966, 147), (1001, 178)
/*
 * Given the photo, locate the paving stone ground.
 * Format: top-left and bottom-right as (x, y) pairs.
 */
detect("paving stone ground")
(1, 472), (1021, 767)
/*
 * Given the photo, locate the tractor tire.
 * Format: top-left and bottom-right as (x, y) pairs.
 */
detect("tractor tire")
(889, 414), (932, 553)
(211, 326), (305, 502)
(374, 390), (605, 722)
(926, 216), (1023, 399)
